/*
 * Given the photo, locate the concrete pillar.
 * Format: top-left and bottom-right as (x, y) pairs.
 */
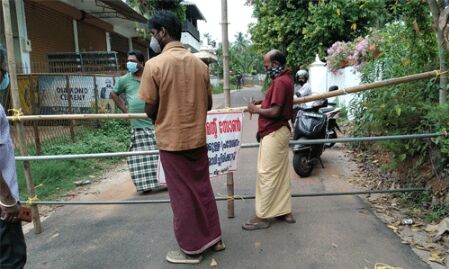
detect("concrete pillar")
(128, 37), (133, 51)
(73, 19), (79, 53)
(14, 0), (31, 73)
(106, 32), (111, 52)
(309, 54), (327, 94)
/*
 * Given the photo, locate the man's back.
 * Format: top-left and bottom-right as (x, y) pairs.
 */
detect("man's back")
(140, 42), (211, 151)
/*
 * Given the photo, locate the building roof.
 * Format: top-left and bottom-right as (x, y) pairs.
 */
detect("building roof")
(182, 1), (206, 21)
(59, 0), (147, 38)
(194, 49), (217, 64)
(98, 0), (147, 23)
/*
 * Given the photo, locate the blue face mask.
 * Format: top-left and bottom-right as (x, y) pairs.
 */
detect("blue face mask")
(126, 62), (139, 73)
(0, 72), (10, 91)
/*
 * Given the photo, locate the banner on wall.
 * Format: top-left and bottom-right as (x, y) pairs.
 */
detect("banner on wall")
(38, 76), (95, 114)
(95, 76), (116, 113)
(157, 111), (244, 183)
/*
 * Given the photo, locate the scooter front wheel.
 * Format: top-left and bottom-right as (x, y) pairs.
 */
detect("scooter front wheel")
(293, 153), (313, 177)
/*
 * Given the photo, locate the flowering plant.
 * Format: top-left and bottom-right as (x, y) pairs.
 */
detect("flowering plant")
(326, 34), (382, 72)
(325, 41), (354, 72)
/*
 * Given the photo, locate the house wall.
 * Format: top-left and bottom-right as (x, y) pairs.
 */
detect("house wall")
(110, 32), (129, 67)
(25, 0), (74, 72)
(132, 39), (149, 60)
(78, 22), (107, 52)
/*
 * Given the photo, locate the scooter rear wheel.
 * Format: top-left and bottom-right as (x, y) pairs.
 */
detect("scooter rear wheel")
(293, 153), (313, 177)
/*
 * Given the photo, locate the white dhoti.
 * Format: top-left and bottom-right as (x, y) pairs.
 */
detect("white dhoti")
(256, 126), (292, 218)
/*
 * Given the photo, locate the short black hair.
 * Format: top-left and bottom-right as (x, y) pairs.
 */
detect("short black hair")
(148, 10), (182, 41)
(269, 50), (287, 66)
(128, 50), (145, 64)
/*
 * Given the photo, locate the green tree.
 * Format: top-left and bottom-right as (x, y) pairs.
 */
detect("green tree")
(249, 0), (400, 68)
(127, 0), (185, 21)
(427, 0), (448, 104)
(213, 33), (264, 78)
(229, 32), (263, 75)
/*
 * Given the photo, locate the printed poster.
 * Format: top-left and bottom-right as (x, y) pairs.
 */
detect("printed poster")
(157, 111), (244, 183)
(38, 75), (95, 114)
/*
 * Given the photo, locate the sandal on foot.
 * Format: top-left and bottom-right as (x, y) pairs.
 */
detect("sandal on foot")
(166, 250), (203, 264)
(242, 221), (270, 231)
(212, 240), (226, 252)
(276, 214), (296, 224)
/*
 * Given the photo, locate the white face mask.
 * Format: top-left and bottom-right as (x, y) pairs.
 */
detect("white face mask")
(150, 36), (161, 54)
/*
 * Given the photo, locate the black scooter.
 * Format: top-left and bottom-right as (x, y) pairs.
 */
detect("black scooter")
(292, 86), (339, 177)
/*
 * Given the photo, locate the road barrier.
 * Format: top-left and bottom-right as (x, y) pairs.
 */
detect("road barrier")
(6, 70), (449, 233)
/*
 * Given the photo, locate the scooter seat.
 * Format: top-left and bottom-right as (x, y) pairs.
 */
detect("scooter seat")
(319, 107), (334, 113)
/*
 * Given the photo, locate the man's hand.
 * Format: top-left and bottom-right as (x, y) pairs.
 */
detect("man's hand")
(0, 201), (20, 223)
(246, 100), (259, 114)
(111, 92), (128, 113)
(0, 172), (20, 223)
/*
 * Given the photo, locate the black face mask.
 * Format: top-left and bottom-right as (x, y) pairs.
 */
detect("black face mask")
(298, 80), (306, 86)
(266, 65), (283, 79)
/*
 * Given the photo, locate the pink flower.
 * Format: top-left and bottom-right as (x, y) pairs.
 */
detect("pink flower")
(369, 44), (377, 51)
(355, 39), (368, 52)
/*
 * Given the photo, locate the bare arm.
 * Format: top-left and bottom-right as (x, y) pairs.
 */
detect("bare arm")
(145, 103), (158, 123)
(0, 172), (20, 222)
(111, 92), (127, 113)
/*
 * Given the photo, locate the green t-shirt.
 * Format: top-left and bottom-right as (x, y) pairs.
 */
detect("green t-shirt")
(113, 73), (153, 129)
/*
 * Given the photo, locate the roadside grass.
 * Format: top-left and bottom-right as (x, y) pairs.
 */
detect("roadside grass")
(399, 190), (449, 222)
(16, 119), (130, 201)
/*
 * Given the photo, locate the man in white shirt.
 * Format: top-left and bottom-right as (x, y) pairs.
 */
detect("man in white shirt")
(0, 43), (27, 269)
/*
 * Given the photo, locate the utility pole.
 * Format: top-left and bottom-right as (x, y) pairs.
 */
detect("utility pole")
(221, 0), (231, 107)
(221, 0), (235, 218)
(2, 0), (42, 233)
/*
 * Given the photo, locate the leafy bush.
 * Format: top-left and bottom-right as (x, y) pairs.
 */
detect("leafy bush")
(349, 20), (449, 185)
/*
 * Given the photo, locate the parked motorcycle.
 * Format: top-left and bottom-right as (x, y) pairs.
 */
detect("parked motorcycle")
(320, 85), (342, 148)
(292, 86), (340, 177)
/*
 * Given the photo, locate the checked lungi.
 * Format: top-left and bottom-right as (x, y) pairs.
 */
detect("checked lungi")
(127, 128), (161, 191)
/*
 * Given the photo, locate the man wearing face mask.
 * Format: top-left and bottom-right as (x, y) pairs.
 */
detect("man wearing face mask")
(0, 43), (27, 268)
(111, 50), (165, 194)
(138, 11), (223, 264)
(244, 49), (295, 231)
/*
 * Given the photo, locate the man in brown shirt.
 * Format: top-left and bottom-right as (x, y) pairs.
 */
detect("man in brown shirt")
(138, 11), (223, 264)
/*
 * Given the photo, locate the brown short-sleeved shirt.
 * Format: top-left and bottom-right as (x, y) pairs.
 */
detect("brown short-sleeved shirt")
(138, 41), (211, 151)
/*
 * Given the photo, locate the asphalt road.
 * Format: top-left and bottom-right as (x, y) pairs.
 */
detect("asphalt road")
(24, 86), (430, 269)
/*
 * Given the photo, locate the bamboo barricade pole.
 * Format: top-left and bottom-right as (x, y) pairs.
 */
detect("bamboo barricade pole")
(93, 75), (100, 128)
(29, 74), (42, 155)
(6, 70), (442, 122)
(2, 0), (42, 233)
(296, 70), (440, 104)
(221, 0), (235, 219)
(66, 75), (76, 142)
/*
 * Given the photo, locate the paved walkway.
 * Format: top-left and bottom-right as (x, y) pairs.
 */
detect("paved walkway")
(24, 87), (429, 269)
